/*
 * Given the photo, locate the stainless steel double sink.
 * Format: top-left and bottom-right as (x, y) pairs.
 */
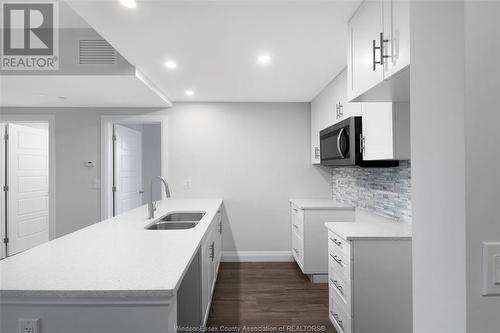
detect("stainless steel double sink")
(145, 212), (206, 230)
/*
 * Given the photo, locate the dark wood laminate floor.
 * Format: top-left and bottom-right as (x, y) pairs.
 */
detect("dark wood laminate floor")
(207, 262), (337, 333)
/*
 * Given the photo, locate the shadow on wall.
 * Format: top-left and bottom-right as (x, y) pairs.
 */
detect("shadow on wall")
(220, 203), (235, 256)
(313, 164), (333, 189)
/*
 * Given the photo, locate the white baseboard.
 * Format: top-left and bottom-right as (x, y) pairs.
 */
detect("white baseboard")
(221, 251), (294, 262)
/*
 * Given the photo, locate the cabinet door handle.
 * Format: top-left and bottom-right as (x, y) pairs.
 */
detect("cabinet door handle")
(293, 224), (299, 229)
(331, 279), (344, 294)
(209, 242), (215, 261)
(331, 312), (344, 330)
(329, 237), (342, 247)
(372, 39), (379, 71)
(359, 134), (366, 155)
(330, 253), (344, 267)
(373, 32), (390, 70)
(293, 248), (299, 255)
(359, 134), (363, 154)
(379, 32), (390, 66)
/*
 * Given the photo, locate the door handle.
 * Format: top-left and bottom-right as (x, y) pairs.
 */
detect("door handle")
(138, 190), (144, 194)
(373, 32), (390, 70)
(337, 128), (345, 159)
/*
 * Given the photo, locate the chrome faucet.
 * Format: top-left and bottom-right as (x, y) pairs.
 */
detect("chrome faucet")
(148, 176), (171, 219)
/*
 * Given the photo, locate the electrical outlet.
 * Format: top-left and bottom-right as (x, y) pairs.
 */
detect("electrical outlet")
(19, 318), (40, 333)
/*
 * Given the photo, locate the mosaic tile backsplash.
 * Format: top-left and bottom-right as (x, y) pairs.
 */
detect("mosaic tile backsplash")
(331, 161), (412, 223)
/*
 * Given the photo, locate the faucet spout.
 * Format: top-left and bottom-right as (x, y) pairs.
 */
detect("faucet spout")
(148, 176), (170, 219)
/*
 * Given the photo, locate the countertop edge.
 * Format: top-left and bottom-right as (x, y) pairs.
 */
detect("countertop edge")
(0, 199), (224, 300)
(289, 199), (355, 210)
(325, 222), (412, 241)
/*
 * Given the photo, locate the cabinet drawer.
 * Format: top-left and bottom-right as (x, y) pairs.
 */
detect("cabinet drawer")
(328, 230), (351, 260)
(329, 249), (351, 283)
(329, 283), (352, 333)
(291, 204), (304, 238)
(291, 230), (304, 268)
(329, 266), (352, 316)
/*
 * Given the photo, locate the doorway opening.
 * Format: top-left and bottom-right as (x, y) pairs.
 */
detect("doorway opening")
(101, 115), (167, 220)
(112, 123), (162, 216)
(1, 121), (52, 259)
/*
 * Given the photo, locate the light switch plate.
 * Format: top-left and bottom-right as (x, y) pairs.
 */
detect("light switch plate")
(494, 254), (500, 285)
(482, 242), (500, 295)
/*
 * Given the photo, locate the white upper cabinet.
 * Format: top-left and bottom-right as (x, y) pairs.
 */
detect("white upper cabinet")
(347, 0), (410, 102)
(311, 69), (362, 164)
(383, 0), (410, 78)
(348, 0), (384, 100)
(335, 70), (363, 124)
(361, 102), (410, 161)
(310, 92), (330, 164)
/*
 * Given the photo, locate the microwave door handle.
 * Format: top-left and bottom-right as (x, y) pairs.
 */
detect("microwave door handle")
(337, 128), (345, 158)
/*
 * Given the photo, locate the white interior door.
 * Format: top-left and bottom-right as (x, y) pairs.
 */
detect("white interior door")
(7, 123), (49, 256)
(114, 125), (143, 216)
(0, 124), (6, 259)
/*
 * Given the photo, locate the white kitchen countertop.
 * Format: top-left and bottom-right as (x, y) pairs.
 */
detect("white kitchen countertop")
(325, 221), (412, 241)
(290, 198), (354, 210)
(0, 198), (223, 299)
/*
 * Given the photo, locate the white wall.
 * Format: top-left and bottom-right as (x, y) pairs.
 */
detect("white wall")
(412, 1), (500, 332)
(464, 1), (500, 331)
(411, 1), (467, 332)
(0, 104), (331, 254)
(142, 123), (162, 204)
(166, 103), (331, 252)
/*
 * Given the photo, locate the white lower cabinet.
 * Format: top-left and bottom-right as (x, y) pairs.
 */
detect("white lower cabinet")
(327, 230), (412, 333)
(290, 202), (355, 278)
(201, 208), (222, 325)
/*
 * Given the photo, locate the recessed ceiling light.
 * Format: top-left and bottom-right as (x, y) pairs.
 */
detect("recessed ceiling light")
(185, 90), (195, 97)
(257, 53), (272, 65)
(164, 60), (177, 70)
(119, 0), (137, 9)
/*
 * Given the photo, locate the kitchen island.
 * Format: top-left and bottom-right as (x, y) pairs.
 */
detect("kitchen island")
(0, 198), (223, 333)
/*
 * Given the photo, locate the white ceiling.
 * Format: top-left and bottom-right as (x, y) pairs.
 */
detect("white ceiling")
(0, 73), (171, 107)
(66, 0), (361, 102)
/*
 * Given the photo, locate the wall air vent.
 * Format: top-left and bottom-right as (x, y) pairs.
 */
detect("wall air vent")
(78, 39), (117, 65)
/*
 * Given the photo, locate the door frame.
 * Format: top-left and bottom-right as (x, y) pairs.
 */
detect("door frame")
(101, 115), (168, 220)
(0, 115), (56, 243)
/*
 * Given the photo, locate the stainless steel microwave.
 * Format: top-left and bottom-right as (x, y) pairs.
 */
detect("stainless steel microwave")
(319, 117), (398, 167)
